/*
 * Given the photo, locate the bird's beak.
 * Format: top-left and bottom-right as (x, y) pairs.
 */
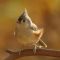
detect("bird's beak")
(16, 20), (20, 24)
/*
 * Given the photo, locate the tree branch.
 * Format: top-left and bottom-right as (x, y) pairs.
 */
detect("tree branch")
(5, 48), (60, 60)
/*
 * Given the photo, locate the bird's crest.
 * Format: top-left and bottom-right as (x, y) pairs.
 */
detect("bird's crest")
(17, 8), (29, 23)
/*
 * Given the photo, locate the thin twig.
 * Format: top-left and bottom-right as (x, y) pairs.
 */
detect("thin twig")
(5, 48), (60, 60)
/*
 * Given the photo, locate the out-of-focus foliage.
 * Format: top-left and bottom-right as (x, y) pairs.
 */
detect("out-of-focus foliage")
(0, 0), (60, 60)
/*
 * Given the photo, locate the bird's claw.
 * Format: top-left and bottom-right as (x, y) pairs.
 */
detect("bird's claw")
(33, 44), (45, 54)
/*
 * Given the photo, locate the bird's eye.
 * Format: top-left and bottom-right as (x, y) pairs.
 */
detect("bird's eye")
(23, 19), (25, 22)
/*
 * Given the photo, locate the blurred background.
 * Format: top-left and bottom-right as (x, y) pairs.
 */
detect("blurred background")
(0, 0), (60, 60)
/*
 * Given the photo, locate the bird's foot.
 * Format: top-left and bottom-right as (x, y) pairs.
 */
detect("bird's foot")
(33, 44), (45, 54)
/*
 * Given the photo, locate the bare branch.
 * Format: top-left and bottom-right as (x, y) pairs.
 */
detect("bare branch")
(5, 48), (60, 60)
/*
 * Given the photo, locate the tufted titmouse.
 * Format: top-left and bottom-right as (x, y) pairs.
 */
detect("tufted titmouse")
(14, 9), (47, 53)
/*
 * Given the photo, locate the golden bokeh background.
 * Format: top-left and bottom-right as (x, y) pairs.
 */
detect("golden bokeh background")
(0, 0), (60, 60)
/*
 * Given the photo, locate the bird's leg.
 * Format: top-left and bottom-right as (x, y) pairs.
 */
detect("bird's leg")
(38, 39), (47, 48)
(33, 29), (47, 54)
(33, 39), (47, 54)
(33, 44), (37, 54)
(33, 43), (43, 54)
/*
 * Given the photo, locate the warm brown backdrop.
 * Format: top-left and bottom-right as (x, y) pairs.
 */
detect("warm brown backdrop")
(0, 0), (60, 60)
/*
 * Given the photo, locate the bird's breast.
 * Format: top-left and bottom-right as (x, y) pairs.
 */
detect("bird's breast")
(16, 26), (39, 47)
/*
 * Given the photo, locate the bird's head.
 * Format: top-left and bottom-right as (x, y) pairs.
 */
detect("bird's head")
(16, 8), (38, 31)
(17, 9), (32, 26)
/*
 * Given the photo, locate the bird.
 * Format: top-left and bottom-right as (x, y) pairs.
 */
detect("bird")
(14, 9), (47, 53)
